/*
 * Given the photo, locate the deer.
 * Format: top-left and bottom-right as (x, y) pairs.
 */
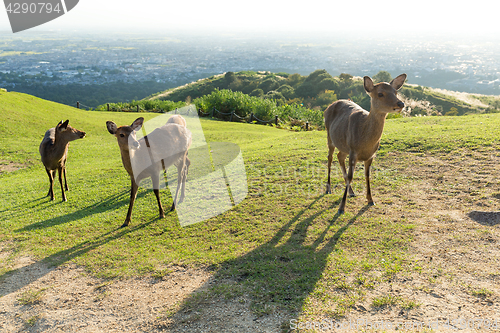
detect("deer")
(166, 114), (187, 126)
(106, 116), (192, 228)
(39, 119), (86, 202)
(324, 74), (406, 214)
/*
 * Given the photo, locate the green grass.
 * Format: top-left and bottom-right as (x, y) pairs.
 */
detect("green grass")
(2, 90), (500, 321)
(372, 294), (399, 308)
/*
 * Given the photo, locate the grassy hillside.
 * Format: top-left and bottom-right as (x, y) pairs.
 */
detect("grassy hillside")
(142, 70), (500, 117)
(2, 91), (500, 327)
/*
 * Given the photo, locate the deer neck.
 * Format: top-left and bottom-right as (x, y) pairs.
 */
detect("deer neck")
(364, 106), (388, 145)
(52, 132), (70, 159)
(119, 146), (134, 177)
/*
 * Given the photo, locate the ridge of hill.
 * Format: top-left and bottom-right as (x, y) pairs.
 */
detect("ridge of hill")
(144, 70), (500, 117)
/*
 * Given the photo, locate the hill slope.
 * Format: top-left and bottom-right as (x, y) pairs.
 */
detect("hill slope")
(1, 91), (500, 331)
(145, 70), (500, 116)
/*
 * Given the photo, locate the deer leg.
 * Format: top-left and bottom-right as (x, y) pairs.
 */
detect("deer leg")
(170, 159), (185, 212)
(123, 178), (139, 228)
(365, 158), (374, 206)
(326, 145), (335, 194)
(57, 166), (67, 202)
(337, 151), (355, 197)
(45, 168), (55, 200)
(151, 172), (165, 219)
(62, 160), (69, 191)
(338, 153), (357, 214)
(178, 155), (190, 204)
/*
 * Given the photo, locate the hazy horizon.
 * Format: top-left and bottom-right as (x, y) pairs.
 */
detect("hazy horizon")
(1, 1), (499, 37)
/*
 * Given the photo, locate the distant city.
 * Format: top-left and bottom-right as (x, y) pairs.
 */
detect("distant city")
(1, 30), (500, 106)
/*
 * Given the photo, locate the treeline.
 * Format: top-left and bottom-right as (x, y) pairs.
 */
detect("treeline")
(149, 70), (490, 116)
(97, 89), (325, 129)
(150, 69), (368, 111)
(96, 70), (500, 129)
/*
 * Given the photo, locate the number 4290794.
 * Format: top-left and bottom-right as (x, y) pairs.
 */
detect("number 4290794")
(6, 2), (62, 14)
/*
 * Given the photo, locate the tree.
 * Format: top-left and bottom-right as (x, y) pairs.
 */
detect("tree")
(250, 88), (264, 97)
(277, 84), (295, 99)
(259, 78), (280, 93)
(316, 90), (337, 109)
(295, 70), (336, 98)
(224, 71), (236, 83)
(338, 73), (353, 89)
(286, 73), (304, 88)
(445, 107), (458, 116)
(373, 71), (392, 83)
(318, 77), (339, 92)
(264, 90), (285, 102)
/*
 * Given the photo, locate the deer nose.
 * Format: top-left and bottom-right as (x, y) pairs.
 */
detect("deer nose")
(397, 101), (405, 108)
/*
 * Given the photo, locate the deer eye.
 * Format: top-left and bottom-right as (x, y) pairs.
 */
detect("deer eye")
(378, 93), (384, 97)
(119, 134), (125, 138)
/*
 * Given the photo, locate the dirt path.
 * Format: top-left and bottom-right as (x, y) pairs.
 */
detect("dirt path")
(1, 151), (500, 332)
(338, 150), (500, 331)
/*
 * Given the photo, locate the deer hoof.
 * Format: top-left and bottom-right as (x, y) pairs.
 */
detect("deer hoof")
(120, 222), (130, 228)
(368, 201), (375, 206)
(337, 209), (344, 215)
(169, 203), (176, 212)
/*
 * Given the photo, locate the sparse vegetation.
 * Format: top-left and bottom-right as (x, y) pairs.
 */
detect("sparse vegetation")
(17, 288), (47, 305)
(372, 294), (399, 308)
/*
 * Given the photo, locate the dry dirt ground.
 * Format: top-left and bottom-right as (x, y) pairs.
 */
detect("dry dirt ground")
(1, 151), (500, 332)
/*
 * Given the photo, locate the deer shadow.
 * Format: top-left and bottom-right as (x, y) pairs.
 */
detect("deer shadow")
(162, 196), (372, 329)
(468, 210), (500, 226)
(14, 189), (151, 232)
(0, 217), (157, 297)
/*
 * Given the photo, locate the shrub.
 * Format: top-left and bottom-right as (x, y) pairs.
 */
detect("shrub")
(194, 89), (278, 120)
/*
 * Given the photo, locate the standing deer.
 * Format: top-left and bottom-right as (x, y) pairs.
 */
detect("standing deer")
(324, 74), (406, 214)
(39, 120), (86, 201)
(106, 116), (191, 227)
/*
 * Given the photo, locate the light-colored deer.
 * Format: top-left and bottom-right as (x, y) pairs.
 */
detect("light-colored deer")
(324, 74), (406, 214)
(106, 116), (192, 227)
(166, 114), (187, 126)
(39, 120), (86, 201)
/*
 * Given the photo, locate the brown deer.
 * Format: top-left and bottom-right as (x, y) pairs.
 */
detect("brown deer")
(106, 116), (191, 227)
(324, 74), (406, 214)
(39, 120), (86, 201)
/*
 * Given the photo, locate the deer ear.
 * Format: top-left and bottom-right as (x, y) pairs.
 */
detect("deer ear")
(131, 117), (144, 131)
(390, 74), (407, 90)
(364, 76), (374, 93)
(106, 121), (118, 135)
(59, 120), (69, 131)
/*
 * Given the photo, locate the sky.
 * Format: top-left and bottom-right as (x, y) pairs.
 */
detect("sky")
(0, 0), (498, 36)
(0, 0), (500, 37)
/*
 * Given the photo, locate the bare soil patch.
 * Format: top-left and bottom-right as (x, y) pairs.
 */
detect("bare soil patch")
(1, 150), (500, 332)
(340, 150), (500, 331)
(0, 160), (28, 173)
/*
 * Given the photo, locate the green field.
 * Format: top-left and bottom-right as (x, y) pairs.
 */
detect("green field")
(1, 90), (500, 329)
